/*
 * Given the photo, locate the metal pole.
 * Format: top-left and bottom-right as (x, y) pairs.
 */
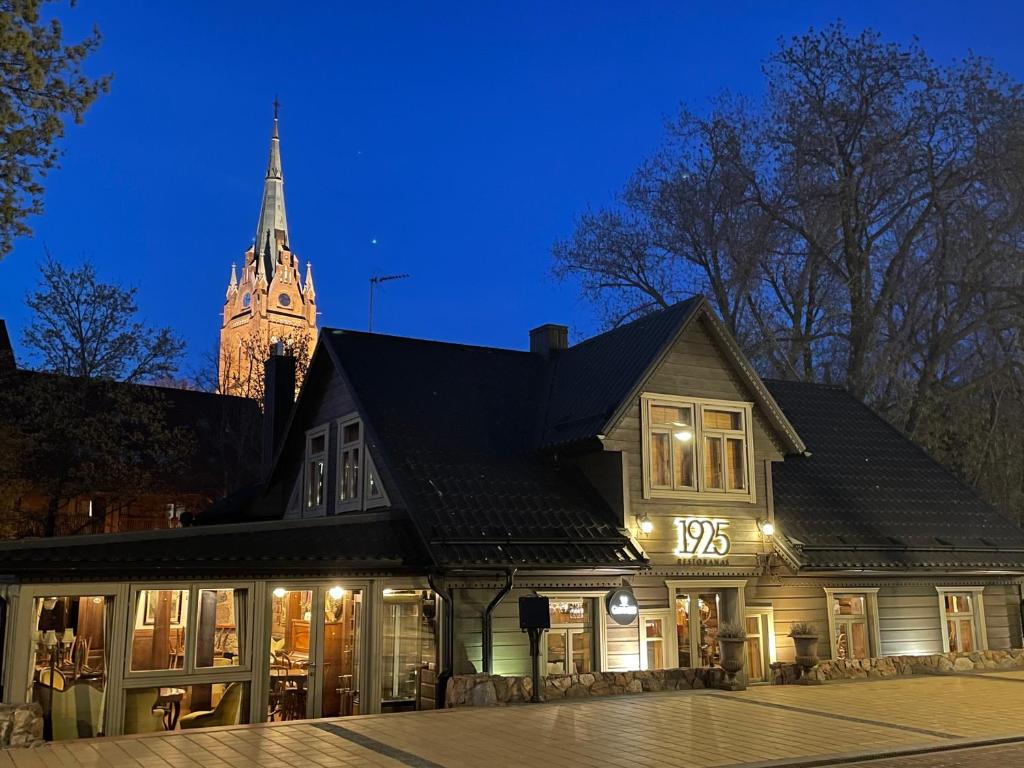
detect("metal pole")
(527, 628), (543, 703)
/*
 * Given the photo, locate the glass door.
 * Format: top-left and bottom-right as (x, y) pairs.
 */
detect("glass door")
(267, 585), (362, 722)
(675, 591), (723, 668)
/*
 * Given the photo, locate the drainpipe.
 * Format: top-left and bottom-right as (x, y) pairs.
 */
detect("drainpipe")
(428, 573), (454, 709)
(483, 569), (516, 674)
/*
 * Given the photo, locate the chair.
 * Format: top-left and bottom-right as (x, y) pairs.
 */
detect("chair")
(123, 688), (166, 734)
(49, 682), (103, 740)
(38, 667), (67, 691)
(179, 682), (243, 729)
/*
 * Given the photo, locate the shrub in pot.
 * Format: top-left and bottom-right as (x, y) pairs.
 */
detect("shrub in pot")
(789, 622), (821, 685)
(717, 621), (747, 690)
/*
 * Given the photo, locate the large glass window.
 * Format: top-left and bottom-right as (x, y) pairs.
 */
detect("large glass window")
(381, 589), (437, 712)
(545, 598), (594, 675)
(130, 589), (189, 672)
(196, 588), (245, 668)
(29, 595), (110, 741)
(676, 591), (722, 667)
(641, 616), (666, 670)
(268, 588), (313, 722)
(833, 594), (869, 660)
(643, 396), (753, 499)
(744, 616), (764, 680)
(122, 682), (249, 734)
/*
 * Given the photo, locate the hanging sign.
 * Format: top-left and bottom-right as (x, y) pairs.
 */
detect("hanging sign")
(605, 588), (639, 626)
(673, 518), (731, 559)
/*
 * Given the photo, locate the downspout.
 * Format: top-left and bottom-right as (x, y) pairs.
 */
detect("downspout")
(483, 569), (516, 674)
(428, 573), (454, 709)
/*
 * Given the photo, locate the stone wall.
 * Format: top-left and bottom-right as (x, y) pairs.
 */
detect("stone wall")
(446, 667), (725, 708)
(771, 648), (1024, 684)
(0, 703), (44, 748)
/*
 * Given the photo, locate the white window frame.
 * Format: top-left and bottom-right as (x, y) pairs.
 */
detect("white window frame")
(124, 582), (255, 680)
(304, 425), (328, 512)
(639, 608), (676, 671)
(936, 586), (988, 653)
(334, 413), (390, 514)
(538, 592), (608, 672)
(743, 605), (776, 682)
(640, 394), (756, 503)
(336, 415), (362, 513)
(823, 588), (881, 661)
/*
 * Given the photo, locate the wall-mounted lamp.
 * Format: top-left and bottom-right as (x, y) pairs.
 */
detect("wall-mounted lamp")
(272, 587), (287, 598)
(758, 520), (775, 537)
(636, 514), (655, 536)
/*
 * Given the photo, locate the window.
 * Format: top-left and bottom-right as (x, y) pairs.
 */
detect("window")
(640, 615), (667, 670)
(128, 585), (251, 675)
(305, 427), (327, 511)
(744, 615), (765, 681)
(28, 595), (112, 741)
(545, 598), (594, 675)
(642, 395), (755, 500)
(337, 418), (361, 508)
(823, 589), (879, 661)
(832, 595), (869, 660)
(937, 588), (986, 653)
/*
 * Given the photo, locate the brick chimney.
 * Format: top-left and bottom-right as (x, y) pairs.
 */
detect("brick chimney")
(529, 324), (569, 357)
(262, 342), (296, 480)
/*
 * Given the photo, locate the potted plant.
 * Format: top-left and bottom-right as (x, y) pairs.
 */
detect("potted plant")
(789, 622), (821, 684)
(716, 621), (747, 690)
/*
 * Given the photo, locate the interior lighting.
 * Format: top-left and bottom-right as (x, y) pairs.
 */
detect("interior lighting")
(329, 586), (345, 600)
(273, 587), (287, 598)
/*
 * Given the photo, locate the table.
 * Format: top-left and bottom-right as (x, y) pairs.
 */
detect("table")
(156, 688), (185, 730)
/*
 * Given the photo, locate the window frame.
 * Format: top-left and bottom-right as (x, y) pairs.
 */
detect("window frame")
(823, 588), (880, 661)
(124, 582), (254, 681)
(336, 415), (363, 513)
(537, 592), (608, 672)
(638, 608), (676, 671)
(640, 394), (756, 502)
(304, 425), (329, 513)
(936, 586), (988, 653)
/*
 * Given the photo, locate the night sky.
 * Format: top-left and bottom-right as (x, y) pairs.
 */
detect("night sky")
(2, 1), (1023, 375)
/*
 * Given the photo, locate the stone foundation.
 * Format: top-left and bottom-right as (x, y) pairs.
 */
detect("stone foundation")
(771, 648), (1024, 684)
(0, 703), (43, 748)
(446, 667), (725, 707)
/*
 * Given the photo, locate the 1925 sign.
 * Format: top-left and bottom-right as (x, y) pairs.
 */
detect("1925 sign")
(673, 518), (730, 559)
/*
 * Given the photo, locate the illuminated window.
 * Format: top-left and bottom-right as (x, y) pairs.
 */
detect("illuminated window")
(130, 589), (190, 672)
(545, 598), (594, 675)
(305, 427), (327, 511)
(642, 396), (754, 500)
(640, 615), (667, 670)
(338, 418), (361, 507)
(832, 595), (869, 660)
(938, 589), (984, 653)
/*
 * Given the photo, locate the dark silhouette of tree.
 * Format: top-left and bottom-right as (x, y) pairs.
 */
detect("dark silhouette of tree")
(0, 1), (111, 258)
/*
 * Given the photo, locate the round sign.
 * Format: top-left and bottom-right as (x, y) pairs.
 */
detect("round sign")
(605, 588), (639, 626)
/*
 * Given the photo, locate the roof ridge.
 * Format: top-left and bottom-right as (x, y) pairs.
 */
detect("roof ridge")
(561, 297), (700, 355)
(323, 327), (534, 357)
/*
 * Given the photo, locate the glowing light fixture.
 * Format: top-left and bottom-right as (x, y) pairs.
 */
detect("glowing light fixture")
(272, 587), (287, 598)
(759, 520), (775, 537)
(638, 515), (655, 535)
(672, 422), (694, 442)
(329, 586), (345, 600)
(383, 588), (395, 597)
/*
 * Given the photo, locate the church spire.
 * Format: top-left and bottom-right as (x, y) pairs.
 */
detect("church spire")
(253, 98), (289, 280)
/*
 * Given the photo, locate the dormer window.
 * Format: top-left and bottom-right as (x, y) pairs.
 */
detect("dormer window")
(641, 394), (755, 502)
(336, 415), (389, 513)
(305, 427), (327, 511)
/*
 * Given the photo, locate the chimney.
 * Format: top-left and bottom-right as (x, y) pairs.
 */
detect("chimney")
(262, 342), (296, 480)
(0, 320), (16, 373)
(529, 324), (569, 357)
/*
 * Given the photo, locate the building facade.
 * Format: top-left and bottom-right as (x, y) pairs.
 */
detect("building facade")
(219, 105), (317, 398)
(3, 299), (1023, 741)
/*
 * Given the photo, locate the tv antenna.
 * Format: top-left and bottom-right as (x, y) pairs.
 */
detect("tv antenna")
(368, 273), (409, 332)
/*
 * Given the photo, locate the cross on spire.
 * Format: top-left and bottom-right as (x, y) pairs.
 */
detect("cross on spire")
(273, 95), (279, 120)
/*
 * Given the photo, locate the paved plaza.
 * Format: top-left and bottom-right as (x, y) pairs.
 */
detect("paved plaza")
(9, 672), (1024, 768)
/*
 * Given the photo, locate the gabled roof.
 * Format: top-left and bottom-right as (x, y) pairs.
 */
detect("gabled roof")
(322, 330), (645, 570)
(766, 379), (1024, 570)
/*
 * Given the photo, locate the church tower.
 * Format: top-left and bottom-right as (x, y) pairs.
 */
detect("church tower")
(219, 103), (317, 397)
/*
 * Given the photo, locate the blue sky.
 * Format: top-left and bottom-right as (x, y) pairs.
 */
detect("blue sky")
(2, 1), (1023, 375)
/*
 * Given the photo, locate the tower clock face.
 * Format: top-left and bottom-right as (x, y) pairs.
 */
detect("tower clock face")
(242, 292), (251, 308)
(279, 293), (291, 307)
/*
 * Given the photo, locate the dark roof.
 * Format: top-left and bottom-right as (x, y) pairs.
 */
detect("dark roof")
(766, 379), (1024, 570)
(0, 369), (261, 498)
(0, 512), (425, 580)
(324, 330), (645, 569)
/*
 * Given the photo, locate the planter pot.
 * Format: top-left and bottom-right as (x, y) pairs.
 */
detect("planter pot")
(791, 634), (821, 685)
(718, 637), (746, 691)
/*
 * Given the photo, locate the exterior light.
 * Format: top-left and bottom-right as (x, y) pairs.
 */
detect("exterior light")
(329, 586), (345, 600)
(637, 514), (655, 535)
(383, 588), (395, 597)
(759, 520), (775, 537)
(273, 587), (287, 598)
